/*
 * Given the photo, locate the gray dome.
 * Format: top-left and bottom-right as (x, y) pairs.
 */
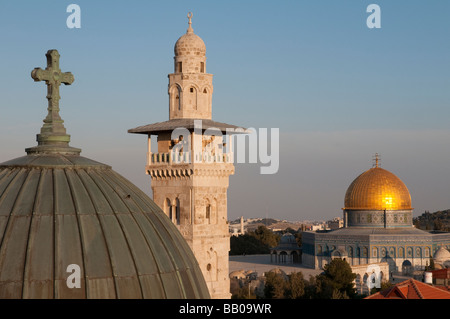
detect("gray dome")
(0, 49), (210, 299)
(0, 154), (210, 298)
(280, 233), (296, 244)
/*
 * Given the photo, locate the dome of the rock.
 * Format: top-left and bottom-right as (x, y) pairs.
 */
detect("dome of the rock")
(344, 166), (412, 211)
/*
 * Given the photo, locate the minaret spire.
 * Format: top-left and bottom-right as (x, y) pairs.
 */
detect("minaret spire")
(187, 12), (194, 33)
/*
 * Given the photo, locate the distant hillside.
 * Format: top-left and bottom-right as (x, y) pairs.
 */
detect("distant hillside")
(245, 218), (279, 230)
(230, 217), (312, 233)
(413, 210), (450, 231)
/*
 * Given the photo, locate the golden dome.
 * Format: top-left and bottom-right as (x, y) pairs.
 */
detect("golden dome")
(344, 166), (412, 211)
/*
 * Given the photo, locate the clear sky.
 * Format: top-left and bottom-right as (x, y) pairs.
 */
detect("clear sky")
(0, 1), (449, 221)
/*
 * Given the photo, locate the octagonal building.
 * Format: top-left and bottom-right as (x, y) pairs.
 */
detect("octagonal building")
(302, 155), (450, 278)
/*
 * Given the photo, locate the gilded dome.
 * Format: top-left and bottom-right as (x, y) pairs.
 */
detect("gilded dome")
(174, 12), (206, 57)
(344, 166), (412, 211)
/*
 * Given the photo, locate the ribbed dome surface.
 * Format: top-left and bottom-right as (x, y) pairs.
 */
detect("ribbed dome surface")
(0, 154), (210, 299)
(344, 167), (412, 211)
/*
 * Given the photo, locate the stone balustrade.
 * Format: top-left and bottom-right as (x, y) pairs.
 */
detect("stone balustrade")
(147, 151), (233, 165)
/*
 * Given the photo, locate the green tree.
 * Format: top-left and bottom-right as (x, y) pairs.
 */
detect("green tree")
(434, 218), (444, 231)
(230, 234), (270, 255)
(304, 275), (319, 299)
(286, 272), (305, 299)
(231, 283), (256, 299)
(317, 259), (357, 299)
(294, 232), (302, 246)
(251, 225), (280, 248)
(331, 288), (349, 299)
(425, 257), (435, 271)
(370, 280), (393, 295)
(264, 271), (286, 299)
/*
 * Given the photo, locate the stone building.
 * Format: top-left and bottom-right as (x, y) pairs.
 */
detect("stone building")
(0, 50), (209, 299)
(129, 13), (242, 299)
(270, 233), (301, 264)
(303, 155), (450, 277)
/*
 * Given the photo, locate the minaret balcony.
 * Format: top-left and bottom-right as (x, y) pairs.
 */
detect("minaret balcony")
(147, 151), (233, 166)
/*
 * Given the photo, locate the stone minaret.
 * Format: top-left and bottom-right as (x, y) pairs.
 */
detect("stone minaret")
(129, 13), (242, 299)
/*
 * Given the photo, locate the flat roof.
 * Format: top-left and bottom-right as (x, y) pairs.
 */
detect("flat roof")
(128, 118), (247, 135)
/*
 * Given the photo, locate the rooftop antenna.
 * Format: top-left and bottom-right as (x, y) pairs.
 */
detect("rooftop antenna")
(265, 207), (268, 227)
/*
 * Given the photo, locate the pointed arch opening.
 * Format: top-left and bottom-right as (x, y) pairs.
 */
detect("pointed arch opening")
(176, 198), (181, 225)
(165, 198), (172, 221)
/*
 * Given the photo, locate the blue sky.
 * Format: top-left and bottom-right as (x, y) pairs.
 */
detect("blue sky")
(0, 1), (449, 221)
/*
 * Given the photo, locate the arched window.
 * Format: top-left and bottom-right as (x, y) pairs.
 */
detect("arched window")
(175, 198), (181, 225)
(416, 247), (421, 258)
(188, 87), (197, 110)
(166, 198), (172, 221)
(362, 247), (368, 258)
(389, 247), (395, 258)
(206, 203), (211, 224)
(407, 247), (413, 258)
(170, 85), (182, 111)
(177, 86), (181, 110)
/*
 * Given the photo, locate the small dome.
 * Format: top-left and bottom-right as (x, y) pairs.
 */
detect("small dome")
(266, 268), (288, 280)
(175, 33), (206, 57)
(174, 12), (206, 57)
(344, 167), (412, 211)
(434, 246), (450, 264)
(229, 270), (246, 279)
(280, 233), (296, 244)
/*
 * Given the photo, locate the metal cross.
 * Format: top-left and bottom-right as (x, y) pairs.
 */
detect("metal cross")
(31, 49), (74, 132)
(373, 153), (381, 168)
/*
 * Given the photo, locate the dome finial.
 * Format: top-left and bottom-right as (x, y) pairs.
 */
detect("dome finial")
(26, 49), (80, 155)
(187, 12), (194, 33)
(373, 153), (381, 168)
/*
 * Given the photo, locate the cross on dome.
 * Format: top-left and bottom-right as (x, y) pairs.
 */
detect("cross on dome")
(373, 153), (381, 168)
(27, 49), (80, 155)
